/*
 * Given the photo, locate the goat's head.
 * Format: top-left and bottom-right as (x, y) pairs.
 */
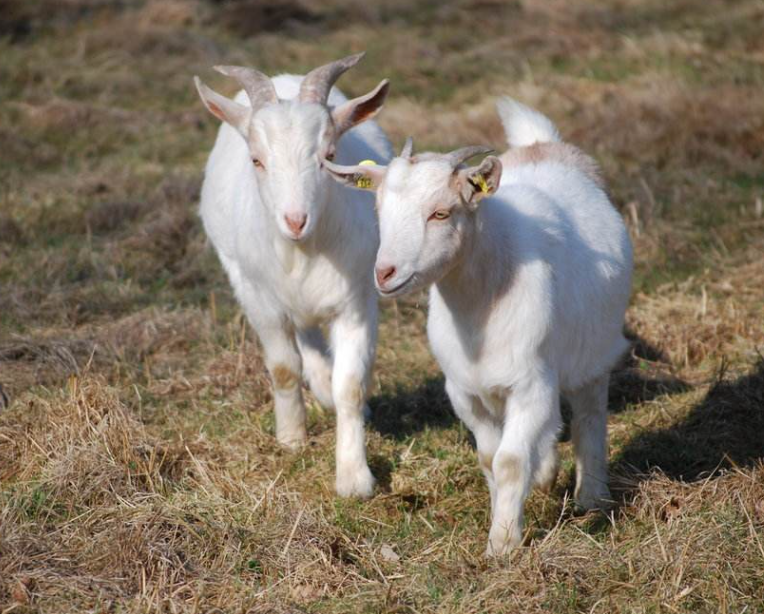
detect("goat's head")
(324, 138), (502, 296)
(194, 53), (389, 241)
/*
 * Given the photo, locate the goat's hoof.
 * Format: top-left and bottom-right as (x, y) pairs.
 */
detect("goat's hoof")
(485, 526), (522, 558)
(336, 465), (375, 499)
(575, 486), (613, 512)
(277, 430), (308, 452)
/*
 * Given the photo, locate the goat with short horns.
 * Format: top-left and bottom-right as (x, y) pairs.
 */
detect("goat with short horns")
(324, 98), (633, 552)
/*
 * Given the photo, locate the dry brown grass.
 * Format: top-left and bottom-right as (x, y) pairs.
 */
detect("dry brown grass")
(1, 0), (763, 612)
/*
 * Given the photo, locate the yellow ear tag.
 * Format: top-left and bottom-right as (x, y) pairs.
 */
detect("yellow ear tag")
(356, 159), (377, 189)
(473, 173), (489, 194)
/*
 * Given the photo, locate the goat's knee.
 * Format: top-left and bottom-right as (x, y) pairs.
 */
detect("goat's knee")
(267, 361), (307, 450)
(271, 363), (300, 392)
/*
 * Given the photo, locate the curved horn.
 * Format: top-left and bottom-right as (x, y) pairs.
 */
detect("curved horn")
(214, 65), (278, 110)
(445, 145), (494, 169)
(299, 52), (365, 105)
(400, 136), (414, 158)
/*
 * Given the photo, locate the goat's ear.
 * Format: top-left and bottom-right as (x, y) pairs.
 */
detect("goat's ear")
(331, 79), (390, 135)
(194, 76), (249, 135)
(455, 155), (502, 210)
(323, 159), (387, 191)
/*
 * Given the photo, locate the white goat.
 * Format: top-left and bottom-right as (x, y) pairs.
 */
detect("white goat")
(194, 53), (392, 498)
(324, 98), (633, 553)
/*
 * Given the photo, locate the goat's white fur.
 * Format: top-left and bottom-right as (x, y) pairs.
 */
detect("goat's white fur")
(197, 64), (392, 498)
(325, 97), (633, 553)
(497, 96), (561, 147)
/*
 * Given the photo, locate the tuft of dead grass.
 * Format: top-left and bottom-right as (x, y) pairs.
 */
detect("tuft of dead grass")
(627, 238), (764, 376)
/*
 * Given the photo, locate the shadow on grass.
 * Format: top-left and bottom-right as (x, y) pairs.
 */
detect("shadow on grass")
(369, 334), (691, 444)
(368, 375), (456, 441)
(607, 332), (691, 414)
(560, 354), (764, 537)
(560, 333), (689, 441)
(613, 355), (764, 485)
(573, 355), (764, 535)
(367, 337), (764, 512)
(366, 339), (763, 539)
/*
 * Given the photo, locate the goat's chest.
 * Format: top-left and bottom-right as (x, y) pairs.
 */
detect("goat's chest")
(258, 247), (354, 326)
(426, 293), (515, 417)
(428, 308), (499, 389)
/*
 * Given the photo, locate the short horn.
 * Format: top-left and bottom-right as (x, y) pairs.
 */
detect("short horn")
(214, 65), (278, 110)
(400, 136), (414, 158)
(299, 52), (365, 105)
(445, 145), (494, 169)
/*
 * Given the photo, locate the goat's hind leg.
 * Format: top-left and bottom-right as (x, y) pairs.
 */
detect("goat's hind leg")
(534, 444), (559, 494)
(567, 373), (612, 510)
(297, 327), (335, 410)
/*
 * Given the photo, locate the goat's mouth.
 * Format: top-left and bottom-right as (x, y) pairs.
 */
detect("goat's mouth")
(281, 226), (312, 243)
(377, 274), (416, 298)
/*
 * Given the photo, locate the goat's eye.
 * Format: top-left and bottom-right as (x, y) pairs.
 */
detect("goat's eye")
(252, 158), (264, 170)
(429, 209), (451, 221)
(325, 151), (336, 162)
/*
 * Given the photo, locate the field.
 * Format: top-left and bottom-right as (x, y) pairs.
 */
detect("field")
(1, 0), (763, 612)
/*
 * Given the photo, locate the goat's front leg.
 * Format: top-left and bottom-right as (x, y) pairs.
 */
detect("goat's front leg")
(488, 367), (561, 556)
(330, 302), (377, 498)
(445, 380), (501, 513)
(226, 269), (307, 450)
(257, 324), (307, 450)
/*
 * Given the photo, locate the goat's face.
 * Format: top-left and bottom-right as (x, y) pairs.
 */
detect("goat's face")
(194, 53), (389, 242)
(324, 144), (502, 297)
(246, 102), (336, 241)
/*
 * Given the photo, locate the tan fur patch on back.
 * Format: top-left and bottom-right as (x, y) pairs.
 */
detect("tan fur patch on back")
(271, 364), (299, 391)
(500, 142), (604, 188)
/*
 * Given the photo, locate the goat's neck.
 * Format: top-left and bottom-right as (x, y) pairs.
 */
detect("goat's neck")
(435, 211), (513, 317)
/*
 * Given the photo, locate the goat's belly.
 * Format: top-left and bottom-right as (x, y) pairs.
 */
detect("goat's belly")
(271, 282), (342, 327)
(287, 299), (340, 330)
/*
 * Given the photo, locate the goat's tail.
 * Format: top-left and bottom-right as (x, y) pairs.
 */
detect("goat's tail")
(496, 96), (561, 148)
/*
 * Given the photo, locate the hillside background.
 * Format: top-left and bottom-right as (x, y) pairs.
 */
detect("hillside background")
(1, 0), (763, 612)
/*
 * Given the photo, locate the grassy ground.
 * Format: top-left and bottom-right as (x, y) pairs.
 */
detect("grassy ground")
(1, 0), (763, 612)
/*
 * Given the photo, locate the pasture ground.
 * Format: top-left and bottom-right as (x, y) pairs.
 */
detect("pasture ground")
(1, 0), (763, 612)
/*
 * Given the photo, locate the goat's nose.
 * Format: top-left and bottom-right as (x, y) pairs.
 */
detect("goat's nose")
(375, 264), (396, 287)
(285, 213), (307, 236)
